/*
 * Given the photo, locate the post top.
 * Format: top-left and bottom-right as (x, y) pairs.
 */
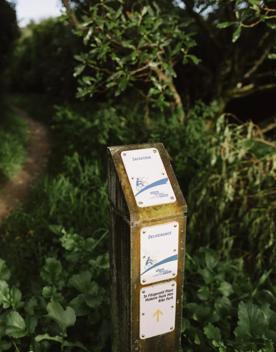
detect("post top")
(108, 143), (187, 224)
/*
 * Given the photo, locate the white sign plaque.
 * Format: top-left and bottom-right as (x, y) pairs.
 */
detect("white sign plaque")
(121, 148), (176, 207)
(140, 222), (179, 285)
(140, 280), (177, 339)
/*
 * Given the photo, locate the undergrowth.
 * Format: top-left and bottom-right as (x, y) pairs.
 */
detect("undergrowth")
(0, 97), (275, 351)
(0, 108), (27, 181)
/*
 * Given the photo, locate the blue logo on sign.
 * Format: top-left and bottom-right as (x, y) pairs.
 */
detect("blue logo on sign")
(141, 254), (178, 276)
(136, 177), (146, 190)
(135, 177), (169, 197)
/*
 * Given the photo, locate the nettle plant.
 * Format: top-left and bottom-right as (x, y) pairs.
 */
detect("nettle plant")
(73, 1), (198, 123)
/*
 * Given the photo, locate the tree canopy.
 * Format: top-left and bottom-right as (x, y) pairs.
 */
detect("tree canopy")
(67, 0), (276, 119)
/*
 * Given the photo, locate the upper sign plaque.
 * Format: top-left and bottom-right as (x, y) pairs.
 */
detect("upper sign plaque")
(121, 148), (176, 207)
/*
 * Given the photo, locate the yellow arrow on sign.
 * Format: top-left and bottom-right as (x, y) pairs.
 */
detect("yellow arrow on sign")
(153, 309), (163, 322)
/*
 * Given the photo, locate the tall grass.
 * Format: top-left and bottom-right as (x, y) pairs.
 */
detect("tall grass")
(0, 109), (27, 181)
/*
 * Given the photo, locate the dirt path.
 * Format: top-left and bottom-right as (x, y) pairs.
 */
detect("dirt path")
(0, 108), (50, 222)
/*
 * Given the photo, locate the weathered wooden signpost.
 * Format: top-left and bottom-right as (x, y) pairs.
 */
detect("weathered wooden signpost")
(108, 143), (187, 352)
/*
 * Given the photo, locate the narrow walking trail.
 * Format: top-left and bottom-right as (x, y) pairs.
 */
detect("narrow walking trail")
(0, 107), (50, 222)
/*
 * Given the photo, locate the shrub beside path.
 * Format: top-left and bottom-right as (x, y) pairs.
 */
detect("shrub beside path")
(0, 107), (50, 222)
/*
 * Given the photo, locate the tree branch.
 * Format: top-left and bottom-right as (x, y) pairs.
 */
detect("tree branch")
(261, 120), (276, 134)
(62, 0), (80, 28)
(149, 63), (185, 123)
(227, 83), (276, 99)
(183, 0), (221, 49)
(244, 43), (273, 79)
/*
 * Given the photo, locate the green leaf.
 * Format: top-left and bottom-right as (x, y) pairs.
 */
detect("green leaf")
(217, 21), (234, 29)
(42, 285), (62, 301)
(25, 316), (38, 334)
(74, 64), (85, 78)
(141, 6), (148, 17)
(234, 302), (271, 340)
(232, 25), (241, 43)
(70, 294), (89, 316)
(69, 271), (92, 293)
(248, 0), (260, 10)
(204, 323), (221, 342)
(205, 250), (218, 270)
(218, 282), (233, 297)
(9, 287), (22, 309)
(197, 286), (210, 301)
(35, 334), (63, 344)
(41, 258), (63, 285)
(5, 311), (27, 338)
(268, 53), (276, 60)
(84, 292), (102, 309)
(47, 301), (76, 331)
(0, 340), (12, 350)
(63, 340), (89, 351)
(0, 280), (10, 308)
(25, 297), (38, 315)
(35, 334), (89, 351)
(0, 260), (10, 281)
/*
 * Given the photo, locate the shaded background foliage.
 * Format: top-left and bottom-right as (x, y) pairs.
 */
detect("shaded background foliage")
(9, 18), (80, 101)
(0, 0), (275, 351)
(0, 0), (18, 102)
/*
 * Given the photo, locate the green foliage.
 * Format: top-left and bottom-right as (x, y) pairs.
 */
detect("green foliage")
(53, 101), (147, 157)
(182, 249), (276, 351)
(0, 109), (27, 180)
(10, 18), (80, 100)
(46, 301), (76, 332)
(75, 1), (197, 120)
(1, 152), (108, 287)
(188, 116), (276, 271)
(0, 246), (275, 351)
(1, 98), (274, 351)
(1, 0), (275, 350)
(0, 229), (109, 351)
(0, 0), (18, 96)
(216, 0), (276, 42)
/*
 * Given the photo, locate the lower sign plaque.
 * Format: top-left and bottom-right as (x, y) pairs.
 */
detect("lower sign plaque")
(140, 280), (177, 339)
(140, 222), (179, 285)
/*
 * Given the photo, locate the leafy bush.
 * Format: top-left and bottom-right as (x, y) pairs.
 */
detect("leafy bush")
(0, 247), (275, 351)
(0, 227), (110, 352)
(182, 249), (276, 352)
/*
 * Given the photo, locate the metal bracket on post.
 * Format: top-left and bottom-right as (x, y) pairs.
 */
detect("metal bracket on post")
(108, 143), (187, 352)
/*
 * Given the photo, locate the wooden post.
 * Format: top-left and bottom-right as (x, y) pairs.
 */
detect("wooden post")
(108, 143), (187, 352)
